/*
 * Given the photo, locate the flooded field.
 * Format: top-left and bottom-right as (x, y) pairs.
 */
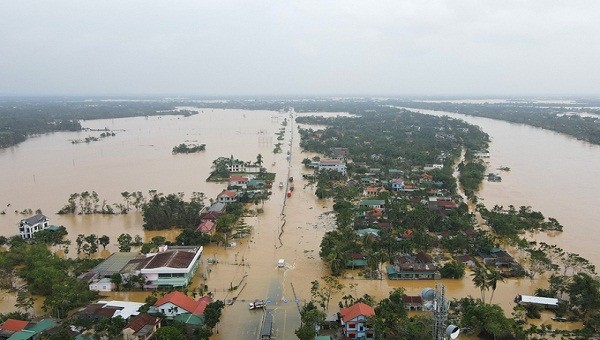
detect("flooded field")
(1, 106), (597, 338)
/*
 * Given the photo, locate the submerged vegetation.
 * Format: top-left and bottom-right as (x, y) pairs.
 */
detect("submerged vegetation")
(172, 143), (206, 154)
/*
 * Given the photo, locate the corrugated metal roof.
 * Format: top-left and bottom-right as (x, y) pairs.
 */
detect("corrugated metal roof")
(519, 295), (558, 306)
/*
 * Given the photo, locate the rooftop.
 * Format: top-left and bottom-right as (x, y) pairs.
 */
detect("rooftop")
(340, 302), (375, 323)
(0, 319), (29, 332)
(91, 252), (140, 276)
(154, 292), (212, 315)
(20, 214), (47, 226)
(141, 250), (197, 269)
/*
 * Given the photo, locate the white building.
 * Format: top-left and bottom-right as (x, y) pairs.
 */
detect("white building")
(318, 159), (347, 176)
(18, 214), (50, 239)
(136, 246), (203, 289)
(89, 278), (116, 292)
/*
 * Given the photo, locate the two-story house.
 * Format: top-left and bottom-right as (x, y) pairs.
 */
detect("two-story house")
(19, 214), (50, 239)
(339, 302), (375, 339)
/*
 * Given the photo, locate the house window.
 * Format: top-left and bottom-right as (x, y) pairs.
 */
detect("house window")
(348, 323), (356, 329)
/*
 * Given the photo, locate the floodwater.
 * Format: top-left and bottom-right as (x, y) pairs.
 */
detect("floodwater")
(408, 108), (600, 267)
(0, 107), (595, 337)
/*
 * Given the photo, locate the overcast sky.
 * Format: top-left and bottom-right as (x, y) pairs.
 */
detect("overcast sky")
(1, 1), (599, 97)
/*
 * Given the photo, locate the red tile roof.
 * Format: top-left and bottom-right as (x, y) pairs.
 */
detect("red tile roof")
(340, 302), (375, 323)
(0, 319), (29, 332)
(193, 296), (213, 315)
(126, 313), (160, 332)
(218, 190), (237, 198)
(229, 176), (248, 182)
(154, 292), (212, 315)
(196, 220), (215, 233)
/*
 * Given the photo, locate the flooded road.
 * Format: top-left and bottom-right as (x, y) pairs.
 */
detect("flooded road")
(1, 106), (597, 337)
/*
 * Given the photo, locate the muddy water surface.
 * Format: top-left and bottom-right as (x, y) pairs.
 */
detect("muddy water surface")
(0, 107), (596, 338)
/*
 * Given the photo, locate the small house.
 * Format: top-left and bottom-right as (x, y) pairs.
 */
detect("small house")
(123, 313), (161, 340)
(339, 302), (375, 340)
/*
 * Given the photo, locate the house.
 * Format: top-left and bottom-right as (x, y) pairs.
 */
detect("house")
(386, 254), (441, 280)
(228, 175), (249, 188)
(196, 220), (216, 234)
(78, 300), (144, 321)
(199, 211), (221, 222)
(390, 178), (405, 191)
(515, 295), (559, 309)
(226, 160), (262, 173)
(84, 252), (143, 282)
(318, 159), (347, 176)
(0, 319), (29, 338)
(415, 251), (434, 264)
(18, 214), (50, 239)
(359, 199), (385, 211)
(200, 203), (226, 220)
(364, 186), (385, 197)
(153, 292), (212, 317)
(456, 255), (477, 268)
(217, 190), (238, 203)
(424, 164), (443, 171)
(208, 202), (227, 214)
(339, 302), (375, 340)
(346, 253), (368, 268)
(428, 197), (457, 211)
(419, 173), (433, 183)
(89, 277), (116, 292)
(123, 313), (161, 340)
(386, 264), (441, 280)
(330, 147), (349, 160)
(6, 319), (57, 340)
(402, 295), (424, 311)
(136, 246), (203, 289)
(83, 252), (141, 279)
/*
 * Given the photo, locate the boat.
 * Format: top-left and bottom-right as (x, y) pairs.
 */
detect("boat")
(249, 300), (266, 310)
(288, 176), (293, 182)
(287, 191), (292, 198)
(278, 182), (284, 188)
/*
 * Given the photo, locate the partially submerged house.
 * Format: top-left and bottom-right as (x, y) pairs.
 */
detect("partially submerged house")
(137, 246), (203, 289)
(318, 159), (347, 176)
(123, 314), (161, 340)
(217, 190), (238, 203)
(386, 253), (441, 280)
(153, 292), (212, 317)
(18, 214), (50, 239)
(339, 302), (375, 340)
(515, 295), (559, 309)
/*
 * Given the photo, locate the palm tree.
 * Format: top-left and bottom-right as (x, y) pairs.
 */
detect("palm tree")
(487, 268), (504, 303)
(471, 266), (489, 302)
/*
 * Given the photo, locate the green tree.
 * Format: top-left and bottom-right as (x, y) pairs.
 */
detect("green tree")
(440, 261), (465, 279)
(487, 267), (505, 304)
(155, 325), (186, 340)
(568, 272), (600, 317)
(471, 266), (490, 302)
(110, 273), (123, 291)
(204, 300), (225, 330)
(310, 276), (344, 310)
(117, 233), (132, 252)
(15, 290), (34, 315)
(98, 235), (110, 250)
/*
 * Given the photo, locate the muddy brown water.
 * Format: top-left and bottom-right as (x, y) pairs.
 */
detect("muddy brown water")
(0, 107), (595, 338)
